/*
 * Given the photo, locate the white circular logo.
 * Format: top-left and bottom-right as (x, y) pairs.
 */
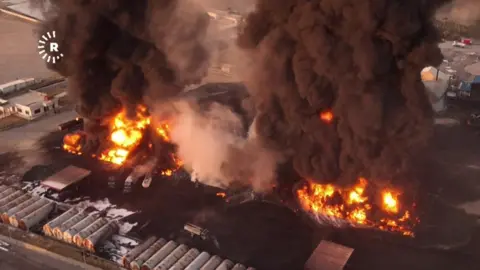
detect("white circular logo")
(37, 30), (64, 64)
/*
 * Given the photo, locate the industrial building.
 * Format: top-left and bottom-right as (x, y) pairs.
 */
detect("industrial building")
(0, 79), (66, 120)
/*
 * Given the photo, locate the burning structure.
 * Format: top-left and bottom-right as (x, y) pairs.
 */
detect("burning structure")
(28, 0), (474, 255)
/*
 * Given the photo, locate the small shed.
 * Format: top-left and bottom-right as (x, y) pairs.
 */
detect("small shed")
(41, 165), (91, 191)
(304, 240), (354, 270)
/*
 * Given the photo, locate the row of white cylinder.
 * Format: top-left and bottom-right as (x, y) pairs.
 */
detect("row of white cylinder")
(123, 236), (257, 270)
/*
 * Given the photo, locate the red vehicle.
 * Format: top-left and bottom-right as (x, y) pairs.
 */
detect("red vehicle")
(461, 38), (472, 45)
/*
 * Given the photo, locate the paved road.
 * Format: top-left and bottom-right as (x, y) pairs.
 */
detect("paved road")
(0, 241), (87, 270)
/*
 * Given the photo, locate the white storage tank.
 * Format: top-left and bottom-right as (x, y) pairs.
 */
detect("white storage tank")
(142, 240), (178, 270)
(18, 202), (55, 230)
(53, 211), (88, 240)
(215, 259), (234, 270)
(43, 207), (80, 237)
(1, 196), (39, 224)
(154, 244), (189, 270)
(169, 248), (200, 270)
(231, 264), (247, 270)
(130, 238), (167, 270)
(63, 214), (98, 244)
(122, 236), (158, 268)
(184, 251), (211, 270)
(200, 255), (223, 270)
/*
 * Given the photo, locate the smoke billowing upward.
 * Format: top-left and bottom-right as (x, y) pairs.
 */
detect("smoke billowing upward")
(31, 0), (211, 149)
(238, 0), (451, 187)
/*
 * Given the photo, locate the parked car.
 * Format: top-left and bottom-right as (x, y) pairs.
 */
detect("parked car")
(453, 41), (466, 48)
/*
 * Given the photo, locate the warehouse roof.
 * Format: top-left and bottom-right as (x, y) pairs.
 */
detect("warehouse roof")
(41, 165), (91, 191)
(7, 91), (45, 106)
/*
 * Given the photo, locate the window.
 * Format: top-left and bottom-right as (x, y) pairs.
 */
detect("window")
(25, 110), (30, 115)
(17, 107), (22, 113)
(34, 108), (41, 114)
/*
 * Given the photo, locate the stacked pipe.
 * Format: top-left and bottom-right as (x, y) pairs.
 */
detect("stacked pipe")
(122, 236), (257, 270)
(18, 201), (55, 230)
(1, 196), (39, 224)
(43, 207), (80, 237)
(52, 210), (89, 240)
(130, 238), (168, 270)
(9, 198), (50, 227)
(83, 221), (119, 252)
(73, 217), (108, 247)
(0, 194), (32, 223)
(122, 236), (158, 268)
(63, 213), (99, 244)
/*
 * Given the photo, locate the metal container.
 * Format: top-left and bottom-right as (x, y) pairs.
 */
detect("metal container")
(131, 238), (168, 270)
(52, 211), (88, 240)
(73, 218), (108, 247)
(83, 221), (119, 252)
(43, 207), (80, 237)
(0, 194), (31, 222)
(122, 236), (158, 268)
(0, 190), (24, 208)
(169, 248), (200, 270)
(231, 264), (247, 270)
(153, 244), (189, 270)
(1, 196), (39, 224)
(141, 240), (178, 270)
(200, 255), (223, 270)
(215, 259), (234, 270)
(9, 198), (49, 227)
(184, 251), (211, 270)
(63, 213), (99, 244)
(18, 202), (55, 230)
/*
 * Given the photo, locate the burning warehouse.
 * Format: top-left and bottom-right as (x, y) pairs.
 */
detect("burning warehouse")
(15, 0), (480, 268)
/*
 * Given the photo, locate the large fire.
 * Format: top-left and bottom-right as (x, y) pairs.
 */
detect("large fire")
(296, 177), (418, 236)
(63, 105), (183, 175)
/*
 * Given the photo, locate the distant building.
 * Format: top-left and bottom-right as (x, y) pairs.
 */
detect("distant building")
(421, 66), (450, 112)
(0, 90), (60, 120)
(0, 78), (37, 96)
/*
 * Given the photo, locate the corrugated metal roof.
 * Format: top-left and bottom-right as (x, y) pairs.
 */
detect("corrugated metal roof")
(41, 165), (91, 191)
(459, 81), (472, 91)
(304, 240), (354, 270)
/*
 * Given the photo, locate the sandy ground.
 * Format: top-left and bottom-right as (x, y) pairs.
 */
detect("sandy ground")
(0, 13), (53, 84)
(437, 42), (480, 81)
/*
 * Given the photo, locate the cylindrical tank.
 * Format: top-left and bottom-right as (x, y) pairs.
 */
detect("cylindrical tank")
(131, 238), (168, 270)
(200, 255), (223, 270)
(1, 196), (39, 224)
(63, 213), (98, 244)
(184, 251), (211, 270)
(53, 211), (88, 240)
(18, 202), (55, 230)
(231, 264), (247, 270)
(43, 207), (80, 237)
(168, 248), (200, 270)
(0, 194), (31, 221)
(73, 218), (108, 247)
(245, 267), (256, 270)
(122, 236), (158, 268)
(141, 240), (178, 270)
(215, 259), (234, 270)
(0, 187), (16, 200)
(0, 185), (9, 193)
(9, 198), (49, 227)
(83, 221), (119, 252)
(153, 244), (189, 270)
(0, 190), (24, 208)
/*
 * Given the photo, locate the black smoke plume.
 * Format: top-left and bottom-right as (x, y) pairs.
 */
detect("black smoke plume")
(238, 0), (451, 187)
(30, 0), (211, 150)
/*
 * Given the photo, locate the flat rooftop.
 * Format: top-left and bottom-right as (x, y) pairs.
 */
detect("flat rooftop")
(7, 91), (45, 106)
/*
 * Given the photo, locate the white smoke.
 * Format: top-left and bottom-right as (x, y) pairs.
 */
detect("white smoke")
(152, 99), (280, 192)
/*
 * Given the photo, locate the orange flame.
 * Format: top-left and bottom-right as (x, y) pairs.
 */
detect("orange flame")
(319, 111), (334, 123)
(296, 177), (418, 236)
(99, 107), (150, 165)
(216, 192), (226, 198)
(62, 105), (184, 176)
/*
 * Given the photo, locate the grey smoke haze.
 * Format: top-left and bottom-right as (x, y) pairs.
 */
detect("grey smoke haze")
(152, 100), (280, 192)
(437, 0), (480, 25)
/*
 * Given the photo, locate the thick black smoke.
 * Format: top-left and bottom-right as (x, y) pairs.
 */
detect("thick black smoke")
(238, 0), (451, 187)
(31, 0), (211, 150)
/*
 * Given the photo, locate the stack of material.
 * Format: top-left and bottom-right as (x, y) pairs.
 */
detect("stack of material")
(304, 240), (354, 270)
(122, 237), (256, 270)
(42, 207), (118, 252)
(0, 186), (55, 231)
